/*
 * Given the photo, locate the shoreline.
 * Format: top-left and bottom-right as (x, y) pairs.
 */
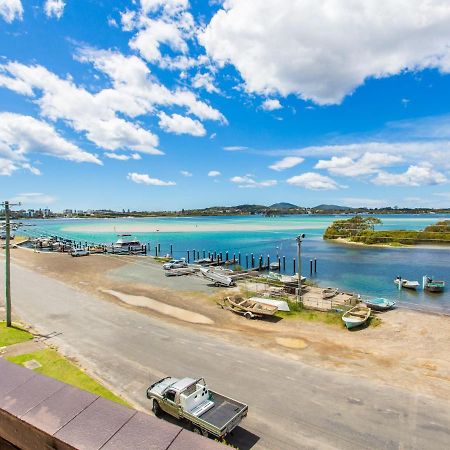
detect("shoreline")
(5, 247), (450, 402)
(329, 237), (450, 250)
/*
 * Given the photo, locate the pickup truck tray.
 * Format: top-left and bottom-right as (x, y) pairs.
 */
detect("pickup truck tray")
(198, 391), (246, 430)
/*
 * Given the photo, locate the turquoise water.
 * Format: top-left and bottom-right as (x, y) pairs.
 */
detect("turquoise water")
(20, 214), (450, 313)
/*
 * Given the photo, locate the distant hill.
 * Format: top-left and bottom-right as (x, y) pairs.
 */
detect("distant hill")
(269, 202), (298, 209)
(312, 204), (353, 211)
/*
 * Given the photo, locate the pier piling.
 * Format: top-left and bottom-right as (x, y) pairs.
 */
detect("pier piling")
(293, 258), (296, 275)
(226, 251), (229, 262)
(310, 259), (313, 274)
(246, 255), (248, 268)
(283, 256), (286, 271)
(278, 257), (281, 271)
(203, 250), (206, 258)
(259, 256), (263, 270)
(314, 258), (317, 273)
(187, 250), (190, 263)
(170, 244), (173, 256)
(251, 253), (254, 268)
(267, 255), (270, 268)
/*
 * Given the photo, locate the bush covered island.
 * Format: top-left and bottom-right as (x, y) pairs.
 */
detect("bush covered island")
(323, 216), (450, 246)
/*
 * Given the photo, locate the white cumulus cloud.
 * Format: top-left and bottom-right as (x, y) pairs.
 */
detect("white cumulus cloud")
(287, 172), (342, 190)
(201, 0), (450, 105)
(192, 72), (220, 93)
(208, 170), (221, 177)
(230, 175), (277, 188)
(315, 153), (403, 177)
(44, 0), (65, 19)
(158, 112), (206, 136)
(180, 170), (192, 176)
(0, 113), (101, 168)
(269, 156), (304, 171)
(373, 164), (447, 186)
(262, 99), (282, 111)
(127, 172), (176, 186)
(0, 0), (23, 23)
(104, 153), (141, 161)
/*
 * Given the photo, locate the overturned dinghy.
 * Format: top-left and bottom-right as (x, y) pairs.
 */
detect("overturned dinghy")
(364, 297), (396, 311)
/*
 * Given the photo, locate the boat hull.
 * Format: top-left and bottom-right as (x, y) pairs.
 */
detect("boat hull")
(365, 298), (396, 311)
(342, 305), (371, 329)
(343, 319), (365, 329)
(425, 285), (445, 293)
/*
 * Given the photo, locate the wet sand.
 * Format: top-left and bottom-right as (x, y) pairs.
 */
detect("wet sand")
(7, 247), (450, 401)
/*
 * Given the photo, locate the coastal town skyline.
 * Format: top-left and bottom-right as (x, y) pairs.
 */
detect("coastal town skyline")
(2, 1), (450, 210)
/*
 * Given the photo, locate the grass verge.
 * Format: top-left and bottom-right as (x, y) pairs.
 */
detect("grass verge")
(0, 322), (33, 347)
(5, 347), (130, 407)
(277, 302), (382, 328)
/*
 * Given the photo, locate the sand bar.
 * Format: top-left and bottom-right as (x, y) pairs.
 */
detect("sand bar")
(62, 221), (328, 233)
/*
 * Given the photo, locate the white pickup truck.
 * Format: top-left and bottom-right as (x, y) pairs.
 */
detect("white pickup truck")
(146, 377), (248, 439)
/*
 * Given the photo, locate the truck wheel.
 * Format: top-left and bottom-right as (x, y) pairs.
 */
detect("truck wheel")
(152, 400), (161, 417)
(192, 426), (209, 437)
(244, 312), (253, 320)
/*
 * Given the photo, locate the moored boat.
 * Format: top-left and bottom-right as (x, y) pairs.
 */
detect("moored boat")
(394, 277), (419, 290)
(364, 297), (396, 311)
(342, 305), (371, 329)
(423, 276), (445, 293)
(112, 234), (142, 252)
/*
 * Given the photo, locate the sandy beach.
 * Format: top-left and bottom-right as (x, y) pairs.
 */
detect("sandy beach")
(6, 247), (450, 403)
(61, 221), (327, 233)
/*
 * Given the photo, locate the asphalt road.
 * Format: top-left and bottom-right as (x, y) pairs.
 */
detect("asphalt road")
(1, 261), (450, 450)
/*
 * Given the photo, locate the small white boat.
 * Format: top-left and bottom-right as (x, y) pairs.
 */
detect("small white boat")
(266, 272), (305, 284)
(394, 277), (419, 290)
(200, 268), (235, 287)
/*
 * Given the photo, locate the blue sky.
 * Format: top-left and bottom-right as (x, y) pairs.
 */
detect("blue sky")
(1, 0), (450, 211)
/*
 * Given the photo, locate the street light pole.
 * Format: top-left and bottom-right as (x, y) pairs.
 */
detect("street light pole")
(296, 233), (305, 304)
(2, 201), (20, 327)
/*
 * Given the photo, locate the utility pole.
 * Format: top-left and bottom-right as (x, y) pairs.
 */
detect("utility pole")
(2, 201), (20, 327)
(296, 233), (305, 304)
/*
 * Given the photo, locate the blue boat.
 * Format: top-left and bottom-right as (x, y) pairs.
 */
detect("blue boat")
(364, 297), (396, 311)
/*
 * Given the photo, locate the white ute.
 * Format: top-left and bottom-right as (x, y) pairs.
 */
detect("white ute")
(162, 259), (188, 270)
(146, 377), (248, 439)
(70, 248), (89, 257)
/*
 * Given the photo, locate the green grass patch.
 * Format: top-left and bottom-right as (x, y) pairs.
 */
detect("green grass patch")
(154, 256), (171, 263)
(0, 322), (33, 347)
(6, 349), (130, 407)
(277, 302), (382, 329)
(277, 304), (345, 327)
